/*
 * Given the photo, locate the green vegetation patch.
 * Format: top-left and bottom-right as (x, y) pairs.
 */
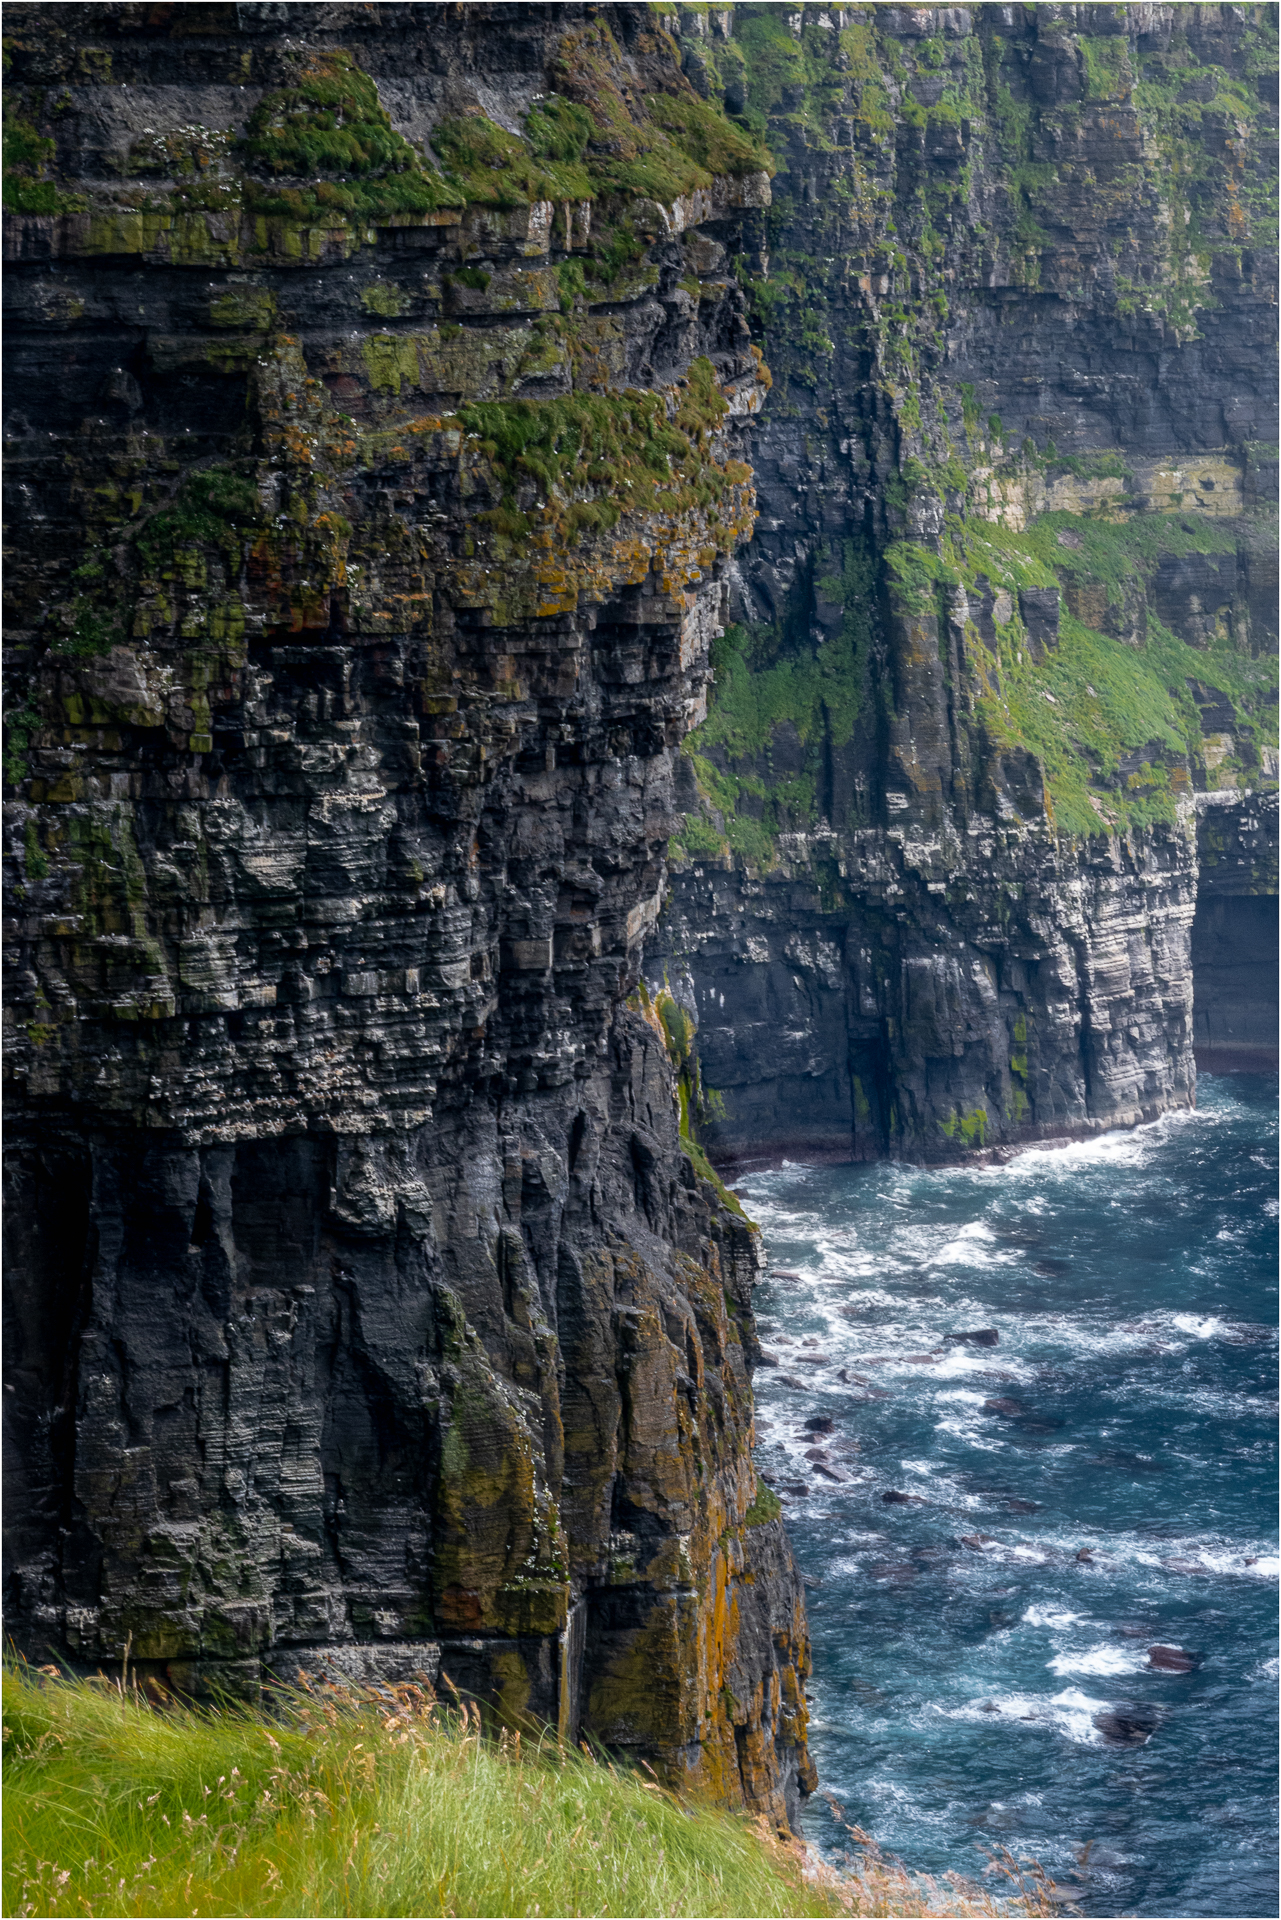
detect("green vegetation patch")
(457, 357), (744, 548)
(433, 109), (595, 209)
(2, 1664), (863, 1918)
(677, 538), (878, 866)
(887, 507), (1276, 835)
(136, 466), (263, 570)
(2, 98), (59, 213)
(242, 49), (463, 225)
(434, 26), (769, 215)
(742, 1481), (783, 1526)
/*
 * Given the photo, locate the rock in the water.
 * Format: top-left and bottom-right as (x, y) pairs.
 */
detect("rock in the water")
(1148, 1644), (1202, 1672)
(881, 1490), (926, 1505)
(944, 1329), (1000, 1348)
(1093, 1705), (1163, 1747)
(982, 1397), (1025, 1417)
(804, 1415), (836, 1433)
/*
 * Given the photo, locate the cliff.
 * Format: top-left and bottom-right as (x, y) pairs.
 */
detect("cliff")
(2, 0), (1275, 1838)
(649, 0), (1278, 1164)
(2, 2), (812, 1825)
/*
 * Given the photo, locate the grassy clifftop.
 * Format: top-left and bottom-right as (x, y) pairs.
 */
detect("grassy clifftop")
(2, 1666), (1053, 1919)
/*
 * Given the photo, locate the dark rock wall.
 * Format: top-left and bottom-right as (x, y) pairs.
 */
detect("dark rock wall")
(2, 2), (813, 1824)
(648, 1), (1277, 1165)
(1192, 790), (1279, 1066)
(1, 0), (1275, 1827)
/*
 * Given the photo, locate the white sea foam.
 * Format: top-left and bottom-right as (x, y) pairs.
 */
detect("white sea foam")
(1171, 1313), (1231, 1339)
(1022, 1605), (1084, 1628)
(938, 1688), (1106, 1746)
(1047, 1644), (1147, 1677)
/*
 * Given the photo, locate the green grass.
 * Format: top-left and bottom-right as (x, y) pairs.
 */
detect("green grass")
(884, 507), (1277, 833)
(685, 500), (1275, 861)
(457, 359), (746, 549)
(3, 1666), (819, 1919)
(1, 1665), (1054, 1918)
(431, 32), (769, 215)
(242, 48), (463, 225)
(676, 537), (878, 865)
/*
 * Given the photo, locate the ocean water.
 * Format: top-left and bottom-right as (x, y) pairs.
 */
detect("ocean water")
(742, 1073), (1278, 1919)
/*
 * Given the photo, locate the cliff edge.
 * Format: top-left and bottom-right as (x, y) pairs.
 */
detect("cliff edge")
(3, 1), (813, 1825)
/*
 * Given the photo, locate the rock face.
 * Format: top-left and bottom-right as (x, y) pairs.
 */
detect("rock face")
(2, 0), (1275, 1832)
(1192, 790), (1279, 1067)
(647, 1), (1278, 1165)
(2, 2), (813, 1825)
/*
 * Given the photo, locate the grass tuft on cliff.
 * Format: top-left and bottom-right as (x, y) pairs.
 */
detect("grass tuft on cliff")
(3, 1664), (1051, 1918)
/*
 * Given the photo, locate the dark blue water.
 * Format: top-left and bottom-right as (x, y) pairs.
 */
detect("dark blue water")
(742, 1075), (1278, 1919)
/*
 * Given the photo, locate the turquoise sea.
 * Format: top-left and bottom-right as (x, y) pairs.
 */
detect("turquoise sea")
(743, 1073), (1279, 1918)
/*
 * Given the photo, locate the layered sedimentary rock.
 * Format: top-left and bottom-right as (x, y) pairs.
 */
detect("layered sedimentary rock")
(648, 1), (1278, 1163)
(2, 2), (813, 1823)
(1192, 788), (1279, 1066)
(2, 0), (1275, 1831)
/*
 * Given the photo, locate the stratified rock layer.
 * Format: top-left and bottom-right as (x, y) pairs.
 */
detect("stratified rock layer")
(2, 3), (813, 1825)
(1192, 790), (1279, 1067)
(649, 1), (1277, 1164)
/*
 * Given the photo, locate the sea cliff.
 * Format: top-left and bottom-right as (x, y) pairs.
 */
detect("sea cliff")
(2, 0), (1275, 1831)
(3, 0), (812, 1825)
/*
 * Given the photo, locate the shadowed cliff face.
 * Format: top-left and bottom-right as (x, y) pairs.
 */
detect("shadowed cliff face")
(1192, 789), (1279, 1067)
(2, 2), (814, 1825)
(1, 0), (1275, 1830)
(648, 1), (1277, 1166)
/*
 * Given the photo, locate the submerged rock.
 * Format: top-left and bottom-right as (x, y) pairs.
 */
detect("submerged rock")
(1093, 1705), (1164, 1747)
(1148, 1645), (1202, 1672)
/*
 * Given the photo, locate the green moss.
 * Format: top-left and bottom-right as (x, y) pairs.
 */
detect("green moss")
(3, 697), (41, 788)
(135, 466), (262, 571)
(680, 1134), (749, 1220)
(1080, 33), (1133, 103)
(458, 357), (740, 548)
(742, 1483), (783, 1527)
(941, 1107), (988, 1149)
(670, 813), (729, 861)
(23, 819), (48, 881)
(557, 258), (586, 312)
(209, 286), (276, 330)
(359, 279), (409, 317)
(2, 100), (56, 210)
(242, 49), (462, 227)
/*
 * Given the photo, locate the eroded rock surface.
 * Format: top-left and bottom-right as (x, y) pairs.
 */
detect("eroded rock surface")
(2, 2), (812, 1825)
(648, 1), (1277, 1164)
